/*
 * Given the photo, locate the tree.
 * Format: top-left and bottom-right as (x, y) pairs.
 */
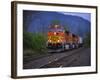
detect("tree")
(51, 20), (60, 25)
(83, 32), (91, 47)
(23, 32), (47, 53)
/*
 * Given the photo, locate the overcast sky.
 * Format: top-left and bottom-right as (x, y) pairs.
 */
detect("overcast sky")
(60, 12), (91, 22)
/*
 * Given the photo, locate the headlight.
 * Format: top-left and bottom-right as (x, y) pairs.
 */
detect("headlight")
(57, 40), (60, 42)
(54, 32), (56, 35)
(48, 40), (51, 42)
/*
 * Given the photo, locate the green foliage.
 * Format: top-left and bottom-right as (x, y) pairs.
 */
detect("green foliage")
(23, 32), (33, 49)
(51, 20), (60, 25)
(83, 32), (91, 47)
(23, 32), (47, 54)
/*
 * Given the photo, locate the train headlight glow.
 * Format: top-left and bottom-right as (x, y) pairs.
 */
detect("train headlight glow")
(54, 32), (56, 35)
(57, 40), (60, 42)
(48, 40), (51, 42)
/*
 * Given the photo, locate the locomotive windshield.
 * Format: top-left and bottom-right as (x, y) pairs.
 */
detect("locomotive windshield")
(48, 24), (64, 32)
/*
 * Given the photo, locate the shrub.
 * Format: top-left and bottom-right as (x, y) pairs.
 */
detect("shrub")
(83, 32), (91, 48)
(23, 32), (47, 54)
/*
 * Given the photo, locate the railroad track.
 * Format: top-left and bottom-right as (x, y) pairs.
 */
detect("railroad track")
(41, 47), (90, 68)
(23, 47), (85, 69)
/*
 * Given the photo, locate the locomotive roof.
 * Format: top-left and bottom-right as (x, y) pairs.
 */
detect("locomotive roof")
(65, 30), (79, 37)
(49, 24), (63, 28)
(65, 30), (70, 34)
(49, 24), (64, 32)
(72, 34), (79, 37)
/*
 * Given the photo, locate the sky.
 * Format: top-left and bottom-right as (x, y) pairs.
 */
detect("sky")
(60, 12), (91, 22)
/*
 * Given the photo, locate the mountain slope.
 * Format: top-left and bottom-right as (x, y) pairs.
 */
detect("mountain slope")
(23, 10), (91, 38)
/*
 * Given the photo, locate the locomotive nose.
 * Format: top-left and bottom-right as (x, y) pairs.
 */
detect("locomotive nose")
(54, 32), (56, 35)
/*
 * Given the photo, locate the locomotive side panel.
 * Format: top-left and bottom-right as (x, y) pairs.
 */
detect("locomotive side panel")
(64, 31), (73, 49)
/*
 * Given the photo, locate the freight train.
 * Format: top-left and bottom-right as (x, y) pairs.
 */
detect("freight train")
(47, 24), (83, 52)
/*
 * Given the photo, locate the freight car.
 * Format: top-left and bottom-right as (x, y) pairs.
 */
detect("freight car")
(47, 24), (83, 52)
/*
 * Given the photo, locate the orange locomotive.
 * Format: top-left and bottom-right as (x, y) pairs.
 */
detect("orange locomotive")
(47, 24), (82, 51)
